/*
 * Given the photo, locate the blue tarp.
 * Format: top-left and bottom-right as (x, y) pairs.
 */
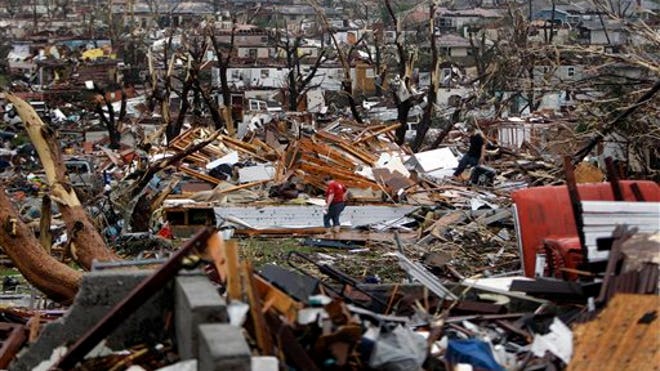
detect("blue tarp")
(446, 339), (504, 371)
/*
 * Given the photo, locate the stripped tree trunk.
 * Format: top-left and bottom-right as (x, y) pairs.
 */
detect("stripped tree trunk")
(0, 189), (81, 303)
(412, 1), (440, 152)
(7, 93), (119, 269)
(384, 0), (417, 144)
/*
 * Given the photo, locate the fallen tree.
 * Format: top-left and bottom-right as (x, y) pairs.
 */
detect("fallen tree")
(6, 93), (119, 269)
(0, 189), (82, 303)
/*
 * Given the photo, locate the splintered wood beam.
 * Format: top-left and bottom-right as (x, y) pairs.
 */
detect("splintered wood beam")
(215, 180), (269, 195)
(254, 274), (302, 324)
(314, 131), (378, 164)
(604, 157), (624, 201)
(216, 137), (269, 162)
(223, 106), (235, 137)
(299, 138), (358, 169)
(219, 134), (262, 153)
(178, 166), (221, 184)
(297, 162), (378, 189)
(354, 123), (401, 144)
(355, 124), (388, 140)
(205, 231), (227, 283)
(150, 177), (182, 213)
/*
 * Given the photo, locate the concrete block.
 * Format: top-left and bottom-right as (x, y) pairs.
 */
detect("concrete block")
(175, 273), (227, 360)
(12, 270), (172, 371)
(197, 324), (250, 371)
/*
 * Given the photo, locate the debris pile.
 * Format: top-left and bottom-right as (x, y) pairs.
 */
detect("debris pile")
(9, 220), (655, 371)
(0, 95), (657, 370)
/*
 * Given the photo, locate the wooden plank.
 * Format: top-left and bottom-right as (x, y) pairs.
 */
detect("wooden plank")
(354, 123), (401, 144)
(298, 138), (357, 169)
(219, 134), (262, 153)
(178, 166), (221, 184)
(595, 230), (627, 304)
(569, 294), (660, 371)
(28, 312), (41, 343)
(354, 124), (388, 142)
(424, 211), (467, 236)
(215, 180), (269, 195)
(216, 135), (269, 162)
(297, 162), (377, 189)
(314, 131), (377, 164)
(605, 157), (624, 201)
(253, 274), (302, 323)
(225, 240), (242, 301)
(206, 232), (227, 283)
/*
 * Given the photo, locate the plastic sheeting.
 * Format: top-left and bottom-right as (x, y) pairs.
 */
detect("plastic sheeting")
(368, 325), (428, 371)
(445, 339), (504, 371)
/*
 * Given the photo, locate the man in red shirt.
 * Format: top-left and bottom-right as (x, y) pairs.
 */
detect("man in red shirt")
(323, 176), (347, 233)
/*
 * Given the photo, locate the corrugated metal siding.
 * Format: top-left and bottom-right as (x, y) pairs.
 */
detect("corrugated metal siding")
(214, 205), (418, 229)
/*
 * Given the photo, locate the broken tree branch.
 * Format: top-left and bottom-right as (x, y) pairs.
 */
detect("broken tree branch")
(572, 79), (660, 164)
(0, 188), (81, 303)
(6, 93), (119, 269)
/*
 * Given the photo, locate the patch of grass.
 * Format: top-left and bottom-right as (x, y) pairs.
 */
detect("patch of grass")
(239, 238), (318, 267)
(238, 237), (405, 283)
(0, 266), (19, 277)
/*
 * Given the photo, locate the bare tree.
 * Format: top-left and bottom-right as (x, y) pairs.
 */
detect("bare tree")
(359, 24), (389, 97)
(384, 0), (419, 144)
(273, 21), (327, 111)
(208, 19), (237, 136)
(146, 32), (198, 143)
(91, 83), (127, 149)
(6, 0), (21, 18)
(308, 0), (364, 123)
(411, 0), (440, 151)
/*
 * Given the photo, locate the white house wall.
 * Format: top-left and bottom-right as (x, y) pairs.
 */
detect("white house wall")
(215, 66), (350, 91)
